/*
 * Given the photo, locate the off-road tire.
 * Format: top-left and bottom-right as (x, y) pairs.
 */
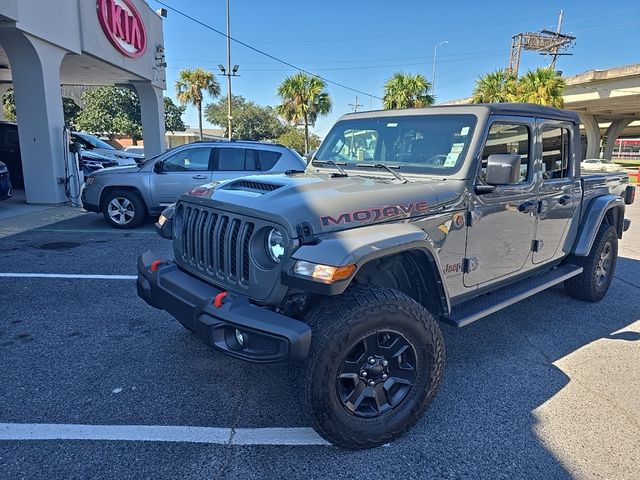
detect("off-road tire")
(565, 222), (618, 302)
(297, 284), (445, 449)
(102, 189), (146, 229)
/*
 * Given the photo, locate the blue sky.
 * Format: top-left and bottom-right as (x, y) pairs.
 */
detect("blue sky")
(148, 0), (640, 137)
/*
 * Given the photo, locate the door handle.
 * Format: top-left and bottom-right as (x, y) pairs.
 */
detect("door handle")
(557, 194), (573, 205)
(192, 174), (207, 180)
(518, 200), (538, 214)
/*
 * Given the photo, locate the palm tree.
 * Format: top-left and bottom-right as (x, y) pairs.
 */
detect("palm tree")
(276, 73), (332, 154)
(383, 72), (434, 109)
(175, 68), (221, 140)
(515, 67), (566, 108)
(471, 70), (517, 103)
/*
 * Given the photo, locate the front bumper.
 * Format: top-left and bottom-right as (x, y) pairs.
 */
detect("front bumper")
(137, 251), (311, 363)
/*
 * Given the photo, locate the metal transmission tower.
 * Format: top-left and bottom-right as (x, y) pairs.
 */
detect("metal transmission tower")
(508, 10), (575, 77)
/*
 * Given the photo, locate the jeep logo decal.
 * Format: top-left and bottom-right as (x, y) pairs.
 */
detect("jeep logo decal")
(321, 201), (429, 227)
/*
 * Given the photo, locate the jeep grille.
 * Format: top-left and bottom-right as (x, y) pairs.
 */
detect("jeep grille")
(181, 205), (255, 285)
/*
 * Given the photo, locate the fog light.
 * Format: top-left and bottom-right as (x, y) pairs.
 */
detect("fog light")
(235, 329), (245, 347)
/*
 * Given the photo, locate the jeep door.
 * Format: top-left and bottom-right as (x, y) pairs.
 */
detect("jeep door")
(211, 146), (260, 182)
(150, 146), (213, 206)
(532, 120), (581, 263)
(464, 118), (537, 287)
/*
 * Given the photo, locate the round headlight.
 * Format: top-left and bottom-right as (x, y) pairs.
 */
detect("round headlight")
(266, 228), (285, 263)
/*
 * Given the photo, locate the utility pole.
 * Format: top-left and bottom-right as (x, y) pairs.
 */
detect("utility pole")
(349, 95), (362, 113)
(432, 41), (448, 100)
(225, 0), (232, 140)
(507, 10), (575, 77)
(550, 10), (565, 70)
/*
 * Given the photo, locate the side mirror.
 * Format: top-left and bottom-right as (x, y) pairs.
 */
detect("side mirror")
(484, 154), (521, 185)
(153, 160), (164, 173)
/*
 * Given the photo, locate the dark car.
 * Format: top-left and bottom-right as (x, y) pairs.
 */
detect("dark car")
(0, 160), (12, 201)
(0, 122), (141, 187)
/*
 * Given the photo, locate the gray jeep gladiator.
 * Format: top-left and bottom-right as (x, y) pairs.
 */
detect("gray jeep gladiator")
(137, 104), (635, 449)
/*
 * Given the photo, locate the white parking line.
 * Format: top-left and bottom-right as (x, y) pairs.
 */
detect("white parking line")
(0, 273), (137, 280)
(0, 423), (331, 446)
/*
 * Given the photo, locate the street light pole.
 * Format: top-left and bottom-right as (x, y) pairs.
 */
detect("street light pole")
(225, 0), (232, 140)
(432, 40), (448, 101)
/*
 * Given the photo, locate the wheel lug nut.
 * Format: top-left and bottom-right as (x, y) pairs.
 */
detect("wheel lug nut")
(382, 360), (388, 367)
(368, 380), (375, 386)
(361, 371), (367, 377)
(382, 374), (388, 380)
(368, 357), (376, 364)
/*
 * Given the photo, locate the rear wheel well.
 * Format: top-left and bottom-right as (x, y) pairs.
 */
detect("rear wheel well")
(100, 186), (147, 214)
(352, 250), (446, 316)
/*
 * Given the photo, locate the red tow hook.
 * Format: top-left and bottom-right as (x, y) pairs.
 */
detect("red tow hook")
(150, 260), (164, 272)
(213, 291), (228, 308)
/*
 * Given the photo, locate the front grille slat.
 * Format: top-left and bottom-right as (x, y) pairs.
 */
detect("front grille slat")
(178, 206), (265, 292)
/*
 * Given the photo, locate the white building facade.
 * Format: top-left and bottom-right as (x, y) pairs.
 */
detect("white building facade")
(0, 0), (166, 204)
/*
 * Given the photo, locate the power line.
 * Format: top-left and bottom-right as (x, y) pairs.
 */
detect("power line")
(154, 0), (383, 100)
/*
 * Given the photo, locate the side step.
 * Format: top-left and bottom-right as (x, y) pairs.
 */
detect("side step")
(442, 265), (583, 328)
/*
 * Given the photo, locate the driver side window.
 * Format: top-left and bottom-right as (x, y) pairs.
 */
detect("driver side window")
(480, 123), (530, 183)
(162, 147), (211, 172)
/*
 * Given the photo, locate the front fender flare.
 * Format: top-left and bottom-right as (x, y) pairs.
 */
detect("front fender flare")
(572, 195), (625, 256)
(282, 223), (451, 314)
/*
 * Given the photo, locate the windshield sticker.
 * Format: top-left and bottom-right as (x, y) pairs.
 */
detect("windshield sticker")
(386, 122), (398, 127)
(460, 126), (470, 136)
(443, 143), (465, 167)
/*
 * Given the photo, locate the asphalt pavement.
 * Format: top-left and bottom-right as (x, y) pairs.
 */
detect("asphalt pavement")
(0, 205), (638, 479)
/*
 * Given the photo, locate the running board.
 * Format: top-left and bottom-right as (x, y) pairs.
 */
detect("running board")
(442, 265), (583, 328)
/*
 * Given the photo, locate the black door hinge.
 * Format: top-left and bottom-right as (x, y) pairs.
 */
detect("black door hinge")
(532, 239), (544, 252)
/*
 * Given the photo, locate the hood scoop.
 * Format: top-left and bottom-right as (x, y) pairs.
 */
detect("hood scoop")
(228, 180), (284, 193)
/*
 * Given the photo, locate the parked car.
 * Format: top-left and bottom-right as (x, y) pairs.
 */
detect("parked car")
(0, 122), (140, 187)
(82, 140), (306, 228)
(139, 104), (634, 449)
(72, 132), (144, 164)
(0, 160), (12, 201)
(123, 145), (146, 156)
(580, 158), (624, 172)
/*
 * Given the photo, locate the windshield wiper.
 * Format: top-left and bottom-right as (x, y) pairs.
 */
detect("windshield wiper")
(356, 163), (408, 183)
(313, 160), (348, 177)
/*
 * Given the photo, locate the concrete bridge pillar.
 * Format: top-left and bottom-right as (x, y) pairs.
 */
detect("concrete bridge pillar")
(578, 113), (601, 160)
(0, 29), (68, 204)
(602, 119), (632, 160)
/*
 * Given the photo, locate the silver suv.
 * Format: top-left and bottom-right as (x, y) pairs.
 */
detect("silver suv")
(82, 141), (305, 228)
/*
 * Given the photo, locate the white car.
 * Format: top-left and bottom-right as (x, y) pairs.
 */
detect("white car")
(72, 132), (144, 164)
(124, 146), (146, 156)
(580, 158), (623, 172)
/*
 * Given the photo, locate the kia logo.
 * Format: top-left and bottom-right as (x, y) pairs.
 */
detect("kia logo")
(97, 0), (147, 58)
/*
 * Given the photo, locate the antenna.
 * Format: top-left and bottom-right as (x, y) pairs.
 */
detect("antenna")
(508, 10), (575, 77)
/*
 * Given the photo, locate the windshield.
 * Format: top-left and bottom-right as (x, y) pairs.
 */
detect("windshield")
(73, 133), (117, 151)
(314, 114), (477, 175)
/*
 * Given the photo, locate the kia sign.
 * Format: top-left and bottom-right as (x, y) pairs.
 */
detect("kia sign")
(97, 0), (147, 58)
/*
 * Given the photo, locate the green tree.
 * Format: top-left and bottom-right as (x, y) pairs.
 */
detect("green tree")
(3, 88), (81, 126)
(515, 67), (566, 108)
(205, 95), (284, 140)
(276, 73), (331, 154)
(471, 68), (564, 107)
(471, 70), (518, 103)
(164, 97), (187, 133)
(276, 126), (321, 155)
(383, 72), (434, 109)
(75, 87), (142, 143)
(175, 68), (220, 141)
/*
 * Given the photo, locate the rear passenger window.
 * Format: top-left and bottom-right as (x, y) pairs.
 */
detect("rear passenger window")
(480, 123), (530, 183)
(259, 150), (282, 171)
(217, 148), (259, 171)
(541, 127), (570, 179)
